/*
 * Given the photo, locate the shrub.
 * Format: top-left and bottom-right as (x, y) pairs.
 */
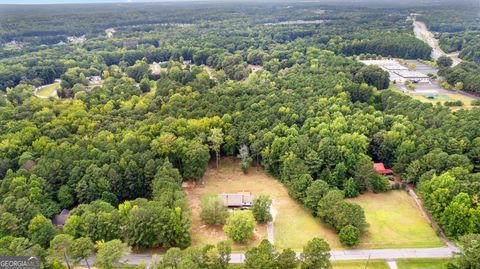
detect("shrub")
(444, 100), (464, 107)
(252, 195), (273, 223)
(344, 178), (359, 198)
(472, 99), (480, 106)
(437, 55), (453, 68)
(317, 190), (367, 233)
(300, 238), (331, 269)
(241, 157), (252, 174)
(224, 210), (255, 244)
(200, 196), (229, 225)
(370, 175), (390, 193)
(304, 180), (330, 214)
(339, 225), (361, 246)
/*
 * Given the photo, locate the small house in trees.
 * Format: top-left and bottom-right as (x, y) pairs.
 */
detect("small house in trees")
(219, 192), (254, 208)
(88, 76), (103, 85)
(374, 163), (394, 176)
(52, 209), (70, 227)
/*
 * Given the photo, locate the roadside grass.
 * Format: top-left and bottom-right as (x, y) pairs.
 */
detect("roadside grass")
(396, 258), (450, 269)
(185, 157), (341, 251)
(36, 83), (60, 97)
(332, 260), (389, 269)
(346, 191), (444, 249)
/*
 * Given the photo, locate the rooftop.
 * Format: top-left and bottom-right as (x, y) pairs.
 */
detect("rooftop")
(219, 192), (254, 207)
(374, 163), (393, 175)
(392, 70), (429, 79)
(52, 209), (70, 227)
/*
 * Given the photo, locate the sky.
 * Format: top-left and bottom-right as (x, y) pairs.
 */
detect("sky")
(0, 0), (191, 4)
(0, 0), (469, 4)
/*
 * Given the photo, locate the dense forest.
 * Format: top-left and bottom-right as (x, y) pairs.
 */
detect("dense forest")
(0, 1), (480, 268)
(0, 2), (432, 91)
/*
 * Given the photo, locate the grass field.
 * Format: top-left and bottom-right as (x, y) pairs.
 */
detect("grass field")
(185, 158), (341, 251)
(392, 85), (476, 110)
(409, 93), (475, 110)
(397, 258), (450, 269)
(332, 260), (389, 269)
(347, 191), (444, 249)
(186, 158), (443, 250)
(36, 83), (60, 97)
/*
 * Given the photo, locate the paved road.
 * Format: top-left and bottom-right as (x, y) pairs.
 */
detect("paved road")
(412, 18), (461, 66)
(81, 187), (460, 266)
(81, 245), (458, 266)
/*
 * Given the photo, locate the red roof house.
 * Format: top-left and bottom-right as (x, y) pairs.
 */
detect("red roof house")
(374, 163), (393, 175)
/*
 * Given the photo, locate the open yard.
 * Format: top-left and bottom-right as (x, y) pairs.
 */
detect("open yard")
(347, 191), (444, 249)
(332, 260), (388, 269)
(397, 258), (450, 269)
(185, 158), (341, 251)
(186, 158), (444, 251)
(35, 83), (60, 98)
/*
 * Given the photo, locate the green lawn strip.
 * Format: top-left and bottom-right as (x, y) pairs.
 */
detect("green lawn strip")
(396, 258), (450, 269)
(36, 83), (60, 97)
(332, 259), (389, 269)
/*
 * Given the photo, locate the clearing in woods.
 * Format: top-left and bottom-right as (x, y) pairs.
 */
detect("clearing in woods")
(185, 157), (341, 251)
(347, 191), (444, 249)
(185, 158), (443, 251)
(35, 83), (60, 98)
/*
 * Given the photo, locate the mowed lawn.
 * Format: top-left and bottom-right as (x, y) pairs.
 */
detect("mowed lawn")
(36, 83), (60, 97)
(332, 260), (388, 269)
(409, 93), (475, 110)
(185, 158), (341, 251)
(392, 85), (476, 110)
(347, 191), (444, 249)
(397, 258), (450, 269)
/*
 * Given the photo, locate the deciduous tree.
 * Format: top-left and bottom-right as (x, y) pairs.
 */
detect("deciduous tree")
(224, 210), (255, 244)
